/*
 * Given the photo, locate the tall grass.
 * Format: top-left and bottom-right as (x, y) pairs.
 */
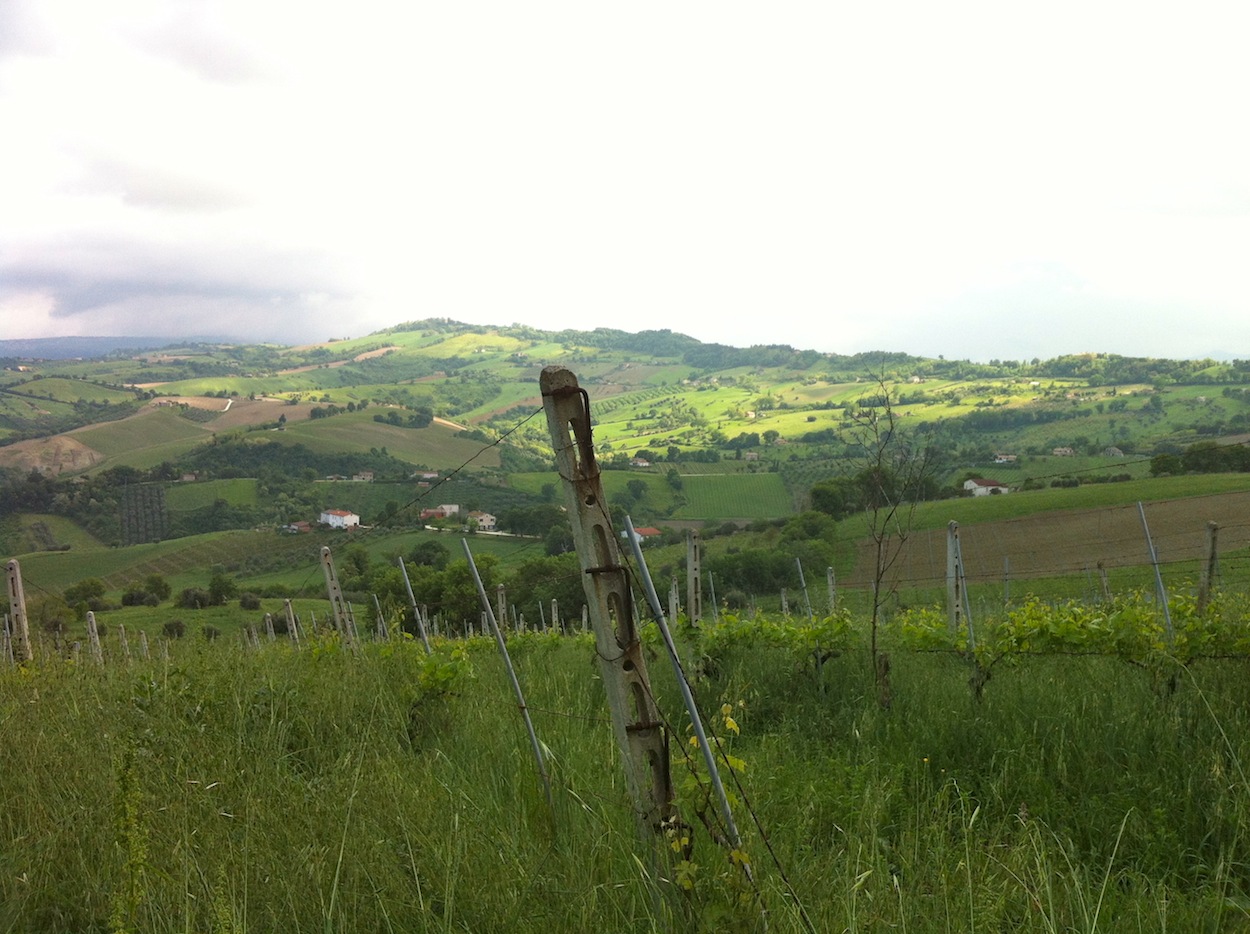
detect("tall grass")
(1, 623), (1247, 931)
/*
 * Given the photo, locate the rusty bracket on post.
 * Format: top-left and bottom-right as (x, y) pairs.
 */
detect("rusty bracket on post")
(540, 366), (674, 834)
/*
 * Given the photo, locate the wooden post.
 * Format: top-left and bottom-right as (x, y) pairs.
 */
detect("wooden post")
(685, 529), (702, 624)
(320, 547), (355, 649)
(540, 366), (674, 833)
(5, 560), (32, 664)
(1097, 560), (1112, 602)
(1197, 521), (1219, 613)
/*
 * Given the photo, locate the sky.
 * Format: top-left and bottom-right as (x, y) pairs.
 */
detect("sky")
(2, 2), (1248, 363)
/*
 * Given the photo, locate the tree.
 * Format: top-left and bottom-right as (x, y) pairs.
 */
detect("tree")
(143, 574), (172, 602)
(839, 374), (940, 693)
(408, 540), (450, 569)
(207, 572), (237, 606)
(1149, 453), (1182, 477)
(64, 578), (108, 617)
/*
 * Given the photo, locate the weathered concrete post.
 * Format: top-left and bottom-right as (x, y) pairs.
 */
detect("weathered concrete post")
(1197, 521), (1219, 613)
(685, 529), (702, 624)
(5, 560), (32, 664)
(284, 599), (301, 645)
(540, 366), (674, 833)
(320, 546), (355, 649)
(946, 521), (962, 636)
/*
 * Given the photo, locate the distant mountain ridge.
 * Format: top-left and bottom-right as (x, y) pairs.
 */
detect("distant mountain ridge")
(0, 336), (226, 360)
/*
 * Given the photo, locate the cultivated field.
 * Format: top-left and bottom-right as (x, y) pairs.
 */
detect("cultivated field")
(848, 487), (1250, 601)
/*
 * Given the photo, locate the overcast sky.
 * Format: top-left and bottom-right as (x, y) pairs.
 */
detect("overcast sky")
(2, 1), (1248, 362)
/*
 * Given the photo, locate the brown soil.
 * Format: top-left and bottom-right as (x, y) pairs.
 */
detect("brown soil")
(0, 435), (104, 475)
(151, 397), (314, 428)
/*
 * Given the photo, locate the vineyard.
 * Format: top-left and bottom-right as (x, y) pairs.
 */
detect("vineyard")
(2, 585), (1250, 931)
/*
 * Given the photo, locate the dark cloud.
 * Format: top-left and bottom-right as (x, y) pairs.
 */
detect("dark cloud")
(0, 231), (354, 343)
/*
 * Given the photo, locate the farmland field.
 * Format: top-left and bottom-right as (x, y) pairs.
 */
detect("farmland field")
(674, 472), (792, 520)
(166, 478), (260, 511)
(845, 484), (1250, 605)
(1, 513), (104, 555)
(6, 376), (137, 404)
(276, 410), (501, 469)
(70, 407), (209, 466)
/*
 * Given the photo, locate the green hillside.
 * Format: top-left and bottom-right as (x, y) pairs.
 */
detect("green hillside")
(4, 318), (1250, 613)
(72, 406), (208, 459)
(276, 410), (500, 469)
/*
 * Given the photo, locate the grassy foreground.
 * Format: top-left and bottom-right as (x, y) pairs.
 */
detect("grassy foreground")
(1, 622), (1249, 932)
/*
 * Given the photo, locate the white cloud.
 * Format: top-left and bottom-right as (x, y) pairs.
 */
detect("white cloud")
(2, 1), (1248, 359)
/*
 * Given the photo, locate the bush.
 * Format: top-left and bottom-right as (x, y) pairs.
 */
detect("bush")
(202, 626), (221, 641)
(176, 587), (211, 609)
(162, 619), (186, 639)
(122, 589), (161, 607)
(239, 593), (262, 611)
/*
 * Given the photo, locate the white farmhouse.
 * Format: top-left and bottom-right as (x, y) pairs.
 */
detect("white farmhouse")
(963, 478), (1010, 496)
(320, 508), (361, 529)
(468, 510), (497, 531)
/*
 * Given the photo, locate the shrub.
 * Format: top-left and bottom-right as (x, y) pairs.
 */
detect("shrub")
(176, 588), (211, 609)
(202, 626), (221, 641)
(239, 593), (262, 611)
(162, 619), (186, 639)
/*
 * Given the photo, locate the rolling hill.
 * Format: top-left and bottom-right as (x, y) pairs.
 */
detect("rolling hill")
(4, 318), (1250, 607)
